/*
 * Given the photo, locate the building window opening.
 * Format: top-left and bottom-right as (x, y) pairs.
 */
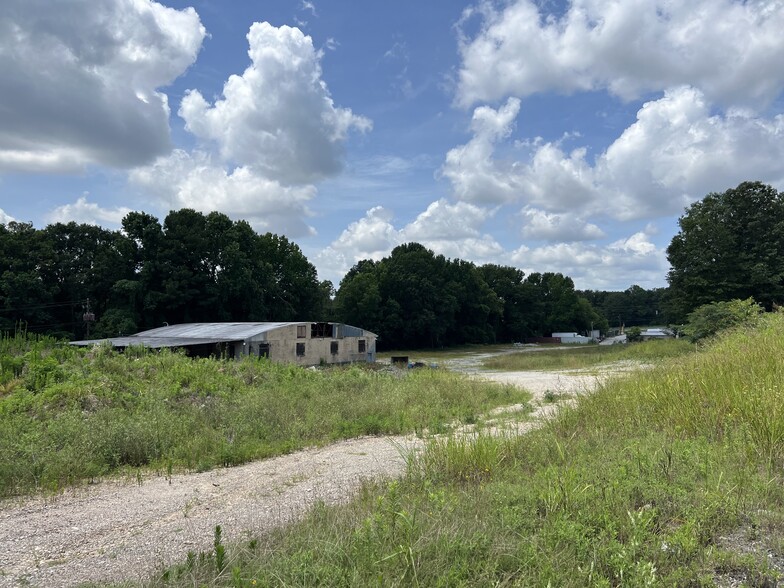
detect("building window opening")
(296, 342), (305, 357)
(330, 341), (338, 355)
(311, 322), (333, 338)
(358, 339), (366, 353)
(297, 324), (306, 338)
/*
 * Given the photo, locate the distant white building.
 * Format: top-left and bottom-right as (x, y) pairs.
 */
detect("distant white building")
(640, 328), (674, 341)
(552, 332), (593, 344)
(599, 334), (627, 346)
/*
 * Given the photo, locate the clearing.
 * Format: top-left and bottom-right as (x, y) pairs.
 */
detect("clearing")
(0, 350), (632, 588)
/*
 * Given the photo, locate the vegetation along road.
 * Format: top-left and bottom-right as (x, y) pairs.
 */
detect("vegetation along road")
(0, 347), (610, 587)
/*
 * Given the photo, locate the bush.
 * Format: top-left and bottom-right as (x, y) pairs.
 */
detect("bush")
(626, 326), (642, 342)
(683, 297), (762, 342)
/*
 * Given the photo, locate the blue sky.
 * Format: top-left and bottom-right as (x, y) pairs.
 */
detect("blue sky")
(2, 0), (784, 291)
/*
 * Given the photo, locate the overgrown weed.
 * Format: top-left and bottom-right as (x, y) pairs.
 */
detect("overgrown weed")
(483, 338), (691, 371)
(0, 339), (529, 497)
(136, 313), (784, 586)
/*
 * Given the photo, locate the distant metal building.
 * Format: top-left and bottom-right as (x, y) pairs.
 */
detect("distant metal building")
(640, 328), (674, 341)
(551, 332), (593, 344)
(70, 322), (378, 366)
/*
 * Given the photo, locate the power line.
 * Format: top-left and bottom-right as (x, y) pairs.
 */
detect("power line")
(0, 299), (87, 313)
(21, 321), (79, 330)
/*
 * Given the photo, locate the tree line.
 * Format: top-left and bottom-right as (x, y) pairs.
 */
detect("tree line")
(3, 181), (778, 348)
(334, 242), (609, 349)
(0, 211), (614, 348)
(0, 209), (331, 339)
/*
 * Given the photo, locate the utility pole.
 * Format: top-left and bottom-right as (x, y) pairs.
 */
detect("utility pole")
(83, 298), (95, 338)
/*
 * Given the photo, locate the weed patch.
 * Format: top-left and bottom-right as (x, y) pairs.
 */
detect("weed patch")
(0, 339), (529, 497)
(483, 338), (692, 371)
(136, 313), (784, 587)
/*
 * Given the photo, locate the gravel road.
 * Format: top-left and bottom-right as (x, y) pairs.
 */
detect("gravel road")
(0, 364), (612, 587)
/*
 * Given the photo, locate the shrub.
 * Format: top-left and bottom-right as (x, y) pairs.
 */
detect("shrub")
(683, 297), (762, 342)
(626, 326), (642, 342)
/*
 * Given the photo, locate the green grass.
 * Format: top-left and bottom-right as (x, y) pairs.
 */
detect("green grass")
(482, 338), (692, 371)
(0, 338), (529, 497)
(136, 315), (784, 587)
(376, 344), (516, 363)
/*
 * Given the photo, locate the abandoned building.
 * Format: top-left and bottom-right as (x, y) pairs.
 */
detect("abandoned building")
(70, 322), (378, 366)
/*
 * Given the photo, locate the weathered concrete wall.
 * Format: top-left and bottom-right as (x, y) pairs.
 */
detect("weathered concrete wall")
(237, 323), (377, 367)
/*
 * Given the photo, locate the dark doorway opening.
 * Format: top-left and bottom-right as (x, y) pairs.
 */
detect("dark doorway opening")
(258, 343), (270, 358)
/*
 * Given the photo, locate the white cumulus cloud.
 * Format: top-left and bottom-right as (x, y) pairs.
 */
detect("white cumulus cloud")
(457, 0), (784, 108)
(0, 0), (205, 172)
(313, 206), (399, 284)
(130, 150), (317, 237)
(520, 207), (605, 241)
(179, 22), (371, 184)
(442, 88), (784, 221)
(330, 206), (400, 260)
(317, 201), (666, 290)
(131, 22), (371, 239)
(45, 196), (133, 226)
(0, 209), (15, 224)
(315, 199), (504, 284)
(400, 199), (504, 260)
(402, 199), (493, 241)
(441, 98), (524, 204)
(510, 231), (668, 290)
(595, 86), (784, 219)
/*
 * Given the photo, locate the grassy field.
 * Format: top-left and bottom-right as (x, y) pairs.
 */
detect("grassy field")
(376, 344), (517, 363)
(138, 315), (784, 587)
(483, 338), (692, 371)
(0, 336), (529, 497)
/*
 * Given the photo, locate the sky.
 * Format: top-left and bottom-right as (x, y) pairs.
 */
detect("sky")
(2, 0), (784, 292)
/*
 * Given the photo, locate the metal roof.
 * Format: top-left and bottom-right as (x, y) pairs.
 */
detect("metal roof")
(70, 336), (233, 348)
(70, 322), (377, 349)
(136, 322), (295, 340)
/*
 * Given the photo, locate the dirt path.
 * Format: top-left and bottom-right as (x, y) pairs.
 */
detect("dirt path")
(0, 365), (613, 587)
(0, 436), (421, 587)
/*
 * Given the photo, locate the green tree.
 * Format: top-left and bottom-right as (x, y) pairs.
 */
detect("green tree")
(335, 263), (382, 333)
(377, 243), (456, 348)
(667, 181), (784, 321)
(0, 222), (57, 333)
(205, 215), (269, 322)
(582, 285), (668, 328)
(121, 211), (167, 329)
(479, 264), (529, 341)
(525, 272), (590, 335)
(626, 326), (642, 342)
(41, 222), (134, 338)
(336, 245), (503, 348)
(258, 233), (327, 321)
(442, 259), (502, 345)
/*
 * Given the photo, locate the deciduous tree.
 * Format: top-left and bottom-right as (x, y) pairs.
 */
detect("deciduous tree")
(667, 181), (784, 320)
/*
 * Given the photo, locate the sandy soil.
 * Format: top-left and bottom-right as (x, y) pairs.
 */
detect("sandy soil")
(0, 363), (617, 587)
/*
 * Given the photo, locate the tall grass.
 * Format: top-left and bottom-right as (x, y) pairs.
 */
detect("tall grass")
(483, 338), (692, 371)
(143, 314), (784, 587)
(0, 339), (529, 497)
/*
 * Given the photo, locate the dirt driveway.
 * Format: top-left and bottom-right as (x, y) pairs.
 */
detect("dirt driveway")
(0, 359), (615, 588)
